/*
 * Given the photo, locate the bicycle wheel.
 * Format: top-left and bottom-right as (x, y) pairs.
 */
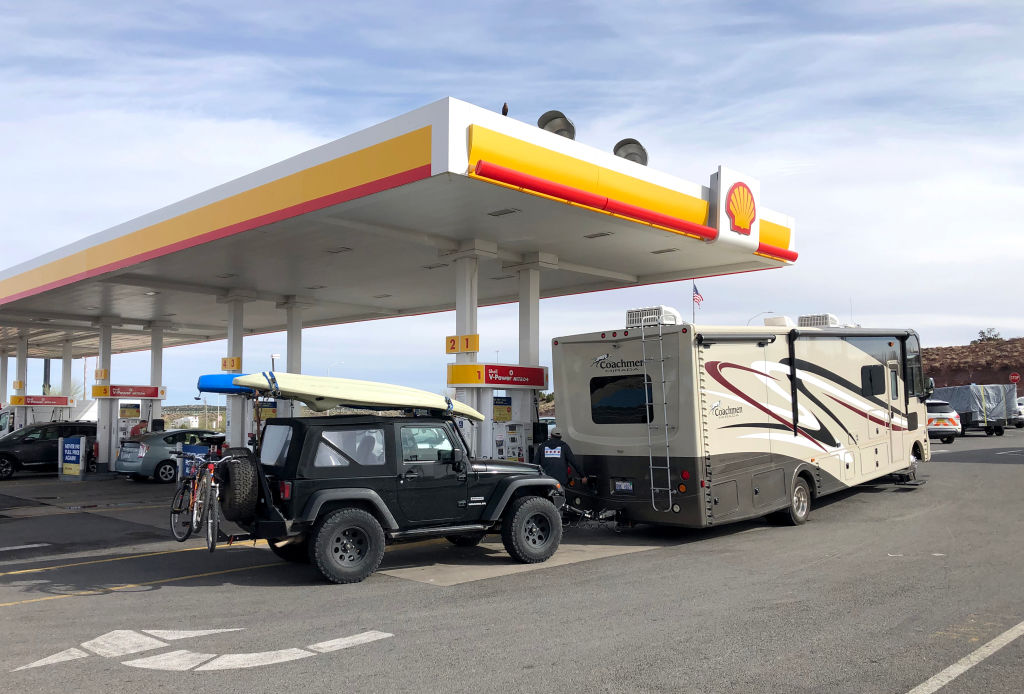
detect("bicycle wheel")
(192, 471), (211, 533)
(206, 483), (219, 553)
(169, 483), (194, 542)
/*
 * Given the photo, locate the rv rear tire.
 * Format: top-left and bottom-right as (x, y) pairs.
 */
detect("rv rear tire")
(773, 478), (811, 526)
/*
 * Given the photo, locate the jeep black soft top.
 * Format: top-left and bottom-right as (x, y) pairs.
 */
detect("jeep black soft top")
(217, 410), (565, 583)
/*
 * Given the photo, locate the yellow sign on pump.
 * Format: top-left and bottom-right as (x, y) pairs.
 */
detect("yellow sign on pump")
(12, 380), (24, 390)
(9, 395), (25, 405)
(92, 385), (110, 398)
(94, 369), (109, 381)
(445, 334), (480, 354)
(222, 357), (242, 372)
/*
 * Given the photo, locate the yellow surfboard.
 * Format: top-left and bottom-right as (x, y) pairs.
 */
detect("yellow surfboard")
(232, 372), (484, 421)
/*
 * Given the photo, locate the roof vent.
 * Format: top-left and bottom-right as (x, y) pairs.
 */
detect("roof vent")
(625, 306), (683, 328)
(797, 313), (841, 327)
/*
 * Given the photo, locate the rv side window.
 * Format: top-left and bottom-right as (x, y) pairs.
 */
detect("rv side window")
(904, 334), (926, 397)
(590, 375), (654, 424)
(861, 365), (885, 397)
(890, 368), (899, 401)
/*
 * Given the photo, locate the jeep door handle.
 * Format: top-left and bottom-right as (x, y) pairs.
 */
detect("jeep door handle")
(401, 471), (421, 480)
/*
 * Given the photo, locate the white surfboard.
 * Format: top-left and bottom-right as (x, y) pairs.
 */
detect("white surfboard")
(232, 372), (484, 421)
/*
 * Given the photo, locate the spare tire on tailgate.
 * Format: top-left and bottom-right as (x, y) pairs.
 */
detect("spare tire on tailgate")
(219, 447), (258, 523)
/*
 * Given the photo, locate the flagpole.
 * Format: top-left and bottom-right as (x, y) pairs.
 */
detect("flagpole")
(691, 280), (695, 324)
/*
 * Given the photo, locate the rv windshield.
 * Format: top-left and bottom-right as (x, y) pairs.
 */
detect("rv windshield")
(590, 374), (654, 424)
(904, 334), (927, 398)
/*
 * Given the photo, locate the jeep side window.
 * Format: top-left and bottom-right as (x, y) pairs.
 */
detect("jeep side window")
(314, 428), (385, 467)
(260, 424), (293, 467)
(400, 425), (453, 463)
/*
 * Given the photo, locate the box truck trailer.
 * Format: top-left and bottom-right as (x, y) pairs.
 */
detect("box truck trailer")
(551, 307), (931, 528)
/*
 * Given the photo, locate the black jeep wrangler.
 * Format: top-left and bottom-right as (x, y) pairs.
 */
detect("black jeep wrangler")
(218, 411), (564, 583)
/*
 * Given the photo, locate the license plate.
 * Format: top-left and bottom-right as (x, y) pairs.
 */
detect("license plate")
(614, 479), (634, 493)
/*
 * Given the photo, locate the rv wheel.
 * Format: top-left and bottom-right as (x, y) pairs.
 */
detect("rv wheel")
(773, 478), (811, 526)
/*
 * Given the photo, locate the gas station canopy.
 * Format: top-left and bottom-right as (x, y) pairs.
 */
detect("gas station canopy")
(0, 97), (796, 358)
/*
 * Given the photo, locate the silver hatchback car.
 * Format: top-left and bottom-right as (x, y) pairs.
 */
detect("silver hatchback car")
(114, 429), (223, 482)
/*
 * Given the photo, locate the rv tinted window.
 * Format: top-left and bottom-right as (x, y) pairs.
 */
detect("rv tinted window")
(590, 375), (654, 424)
(904, 334), (926, 397)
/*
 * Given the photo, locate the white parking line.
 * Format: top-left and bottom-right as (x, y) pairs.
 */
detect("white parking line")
(195, 648), (314, 670)
(0, 543), (50, 553)
(308, 630), (393, 653)
(906, 618), (1024, 694)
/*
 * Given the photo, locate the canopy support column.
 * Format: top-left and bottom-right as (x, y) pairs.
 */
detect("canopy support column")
(61, 339), (73, 399)
(141, 324), (165, 425)
(14, 332), (27, 429)
(224, 299), (246, 448)
(96, 321), (114, 469)
(277, 297), (309, 418)
(0, 350), (8, 405)
(454, 255), (482, 455)
(514, 267), (541, 452)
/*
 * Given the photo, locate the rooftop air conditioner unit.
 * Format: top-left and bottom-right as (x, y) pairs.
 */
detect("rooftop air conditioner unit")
(797, 313), (841, 328)
(763, 316), (796, 328)
(625, 306), (683, 328)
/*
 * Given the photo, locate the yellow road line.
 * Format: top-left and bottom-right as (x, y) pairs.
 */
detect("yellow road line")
(0, 562), (283, 608)
(0, 541), (268, 577)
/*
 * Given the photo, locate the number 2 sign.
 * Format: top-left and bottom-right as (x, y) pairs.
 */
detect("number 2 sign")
(445, 334), (480, 354)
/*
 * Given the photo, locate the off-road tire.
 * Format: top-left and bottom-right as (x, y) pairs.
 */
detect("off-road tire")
(269, 537), (311, 563)
(772, 477), (811, 526)
(0, 455), (15, 480)
(219, 449), (258, 523)
(940, 436), (955, 445)
(445, 532), (486, 547)
(310, 508), (386, 584)
(154, 460), (177, 484)
(501, 496), (562, 564)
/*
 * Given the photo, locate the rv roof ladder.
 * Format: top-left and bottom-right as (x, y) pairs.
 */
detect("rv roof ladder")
(639, 316), (674, 512)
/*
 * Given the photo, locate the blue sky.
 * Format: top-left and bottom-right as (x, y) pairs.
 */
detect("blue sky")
(2, 1), (1023, 404)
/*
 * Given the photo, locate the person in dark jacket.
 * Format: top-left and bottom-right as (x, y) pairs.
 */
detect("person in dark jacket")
(533, 429), (587, 486)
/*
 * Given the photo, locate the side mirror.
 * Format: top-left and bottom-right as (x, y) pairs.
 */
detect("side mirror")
(439, 448), (466, 471)
(926, 377), (935, 397)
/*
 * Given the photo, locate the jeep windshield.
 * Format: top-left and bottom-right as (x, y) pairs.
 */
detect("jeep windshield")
(260, 424), (293, 466)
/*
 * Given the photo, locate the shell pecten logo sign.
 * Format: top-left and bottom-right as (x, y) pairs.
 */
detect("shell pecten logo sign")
(725, 182), (756, 235)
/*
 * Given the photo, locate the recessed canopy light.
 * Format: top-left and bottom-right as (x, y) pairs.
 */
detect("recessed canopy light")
(487, 208), (520, 217)
(422, 263), (449, 270)
(584, 232), (613, 239)
(327, 247), (352, 254)
(305, 285), (326, 290)
(372, 294), (392, 299)
(85, 306), (98, 311)
(144, 290), (160, 296)
(33, 317), (52, 323)
(650, 248), (678, 254)
(216, 273), (237, 279)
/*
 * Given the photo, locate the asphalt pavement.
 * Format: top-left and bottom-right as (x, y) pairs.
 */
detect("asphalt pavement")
(0, 431), (1022, 693)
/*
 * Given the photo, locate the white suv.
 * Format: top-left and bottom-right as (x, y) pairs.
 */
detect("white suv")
(926, 400), (961, 444)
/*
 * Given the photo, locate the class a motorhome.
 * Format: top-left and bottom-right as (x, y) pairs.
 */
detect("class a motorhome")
(551, 306), (932, 528)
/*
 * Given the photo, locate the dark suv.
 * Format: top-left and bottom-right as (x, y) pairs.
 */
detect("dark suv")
(219, 412), (565, 583)
(0, 421), (97, 480)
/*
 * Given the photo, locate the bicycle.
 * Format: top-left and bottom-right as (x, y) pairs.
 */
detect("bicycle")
(169, 451), (222, 552)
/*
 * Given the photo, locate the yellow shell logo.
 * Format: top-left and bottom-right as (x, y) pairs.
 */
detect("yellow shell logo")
(726, 182), (755, 234)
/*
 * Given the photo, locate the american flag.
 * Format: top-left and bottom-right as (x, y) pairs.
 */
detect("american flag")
(692, 283), (704, 307)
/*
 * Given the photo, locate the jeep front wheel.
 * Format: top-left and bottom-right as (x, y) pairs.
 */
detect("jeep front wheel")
(501, 496), (562, 564)
(311, 508), (385, 583)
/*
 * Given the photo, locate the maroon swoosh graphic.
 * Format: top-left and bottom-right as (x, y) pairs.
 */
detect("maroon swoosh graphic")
(704, 360), (827, 452)
(825, 395), (907, 432)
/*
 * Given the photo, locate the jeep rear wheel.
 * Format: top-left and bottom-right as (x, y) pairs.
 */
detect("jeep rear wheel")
(445, 532), (486, 547)
(311, 508), (385, 584)
(501, 496), (562, 564)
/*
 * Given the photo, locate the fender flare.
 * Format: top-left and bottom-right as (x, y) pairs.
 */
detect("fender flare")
(792, 462), (819, 497)
(482, 477), (563, 522)
(300, 488), (399, 530)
